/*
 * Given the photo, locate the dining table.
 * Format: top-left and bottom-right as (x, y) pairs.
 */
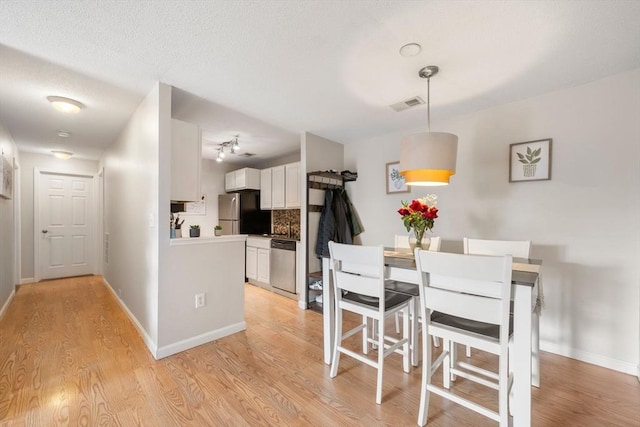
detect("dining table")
(321, 248), (542, 427)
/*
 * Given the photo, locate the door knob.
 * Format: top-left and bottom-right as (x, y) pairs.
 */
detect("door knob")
(41, 229), (48, 234)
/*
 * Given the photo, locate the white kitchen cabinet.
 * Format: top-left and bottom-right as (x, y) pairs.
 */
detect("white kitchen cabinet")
(246, 246), (257, 280)
(260, 168), (272, 209)
(257, 248), (270, 284)
(271, 165), (285, 209)
(171, 118), (201, 202)
(285, 162), (301, 208)
(225, 168), (260, 192)
(246, 237), (270, 284)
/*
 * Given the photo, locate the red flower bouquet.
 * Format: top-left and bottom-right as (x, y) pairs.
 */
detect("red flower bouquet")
(398, 195), (438, 249)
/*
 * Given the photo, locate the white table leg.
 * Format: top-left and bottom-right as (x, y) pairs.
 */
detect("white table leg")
(322, 257), (334, 365)
(512, 284), (533, 427)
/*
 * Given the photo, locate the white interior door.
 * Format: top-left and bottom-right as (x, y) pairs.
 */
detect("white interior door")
(38, 171), (95, 280)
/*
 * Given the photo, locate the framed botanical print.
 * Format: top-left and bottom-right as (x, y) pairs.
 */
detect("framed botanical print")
(386, 161), (410, 194)
(509, 138), (552, 182)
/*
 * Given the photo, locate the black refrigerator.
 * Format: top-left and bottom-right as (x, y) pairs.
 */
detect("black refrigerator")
(218, 191), (271, 235)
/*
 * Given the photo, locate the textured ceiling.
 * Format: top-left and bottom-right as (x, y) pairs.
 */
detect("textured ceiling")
(1, 0), (639, 162)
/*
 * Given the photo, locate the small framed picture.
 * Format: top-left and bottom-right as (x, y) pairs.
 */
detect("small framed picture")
(0, 155), (13, 199)
(386, 161), (410, 194)
(509, 138), (552, 183)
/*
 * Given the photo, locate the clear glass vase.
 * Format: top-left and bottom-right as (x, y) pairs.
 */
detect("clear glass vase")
(409, 227), (430, 251)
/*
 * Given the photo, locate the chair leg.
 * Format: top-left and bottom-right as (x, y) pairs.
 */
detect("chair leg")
(499, 351), (509, 426)
(330, 307), (342, 378)
(376, 316), (385, 404)
(450, 343), (457, 382)
(403, 305), (410, 373)
(432, 336), (440, 347)
(410, 298), (419, 367)
(363, 315), (369, 354)
(417, 325), (432, 426)
(443, 339), (451, 389)
(395, 311), (401, 334)
(466, 345), (471, 358)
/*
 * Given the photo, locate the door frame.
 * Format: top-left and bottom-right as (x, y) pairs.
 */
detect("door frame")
(34, 168), (100, 282)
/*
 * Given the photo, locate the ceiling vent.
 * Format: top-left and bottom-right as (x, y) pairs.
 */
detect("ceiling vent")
(389, 96), (425, 112)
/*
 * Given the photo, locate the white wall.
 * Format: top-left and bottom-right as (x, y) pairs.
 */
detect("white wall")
(0, 122), (18, 315)
(17, 152), (99, 281)
(158, 238), (246, 355)
(102, 82), (168, 353)
(177, 159), (235, 234)
(344, 69), (640, 374)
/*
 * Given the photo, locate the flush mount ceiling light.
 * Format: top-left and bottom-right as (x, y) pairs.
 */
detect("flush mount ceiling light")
(51, 150), (74, 160)
(399, 43), (422, 57)
(47, 96), (84, 114)
(57, 130), (72, 138)
(399, 66), (458, 186)
(215, 135), (240, 162)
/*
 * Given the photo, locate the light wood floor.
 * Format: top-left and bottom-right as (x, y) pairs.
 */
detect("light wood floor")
(1, 276), (638, 426)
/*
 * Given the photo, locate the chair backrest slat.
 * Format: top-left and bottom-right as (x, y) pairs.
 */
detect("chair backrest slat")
(335, 270), (382, 298)
(424, 287), (503, 325)
(329, 241), (385, 300)
(464, 238), (531, 258)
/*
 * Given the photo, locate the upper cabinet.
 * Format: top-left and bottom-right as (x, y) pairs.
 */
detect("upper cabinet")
(271, 165), (285, 209)
(285, 162), (301, 208)
(171, 118), (201, 202)
(260, 168), (272, 209)
(260, 162), (300, 210)
(225, 168), (261, 192)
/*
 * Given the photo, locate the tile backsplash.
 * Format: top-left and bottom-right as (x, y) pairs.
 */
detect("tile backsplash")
(272, 209), (300, 239)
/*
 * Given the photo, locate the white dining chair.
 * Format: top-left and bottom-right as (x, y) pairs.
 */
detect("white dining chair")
(462, 238), (531, 357)
(328, 241), (412, 404)
(415, 250), (514, 426)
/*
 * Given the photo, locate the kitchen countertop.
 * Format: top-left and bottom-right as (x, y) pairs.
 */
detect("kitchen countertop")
(249, 234), (299, 242)
(170, 235), (247, 246)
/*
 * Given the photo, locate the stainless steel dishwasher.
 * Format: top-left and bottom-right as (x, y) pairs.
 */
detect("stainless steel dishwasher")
(270, 239), (296, 294)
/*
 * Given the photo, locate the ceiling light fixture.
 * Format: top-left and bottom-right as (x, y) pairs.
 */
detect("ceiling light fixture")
(57, 130), (72, 138)
(47, 96), (84, 114)
(399, 66), (458, 186)
(215, 135), (241, 162)
(51, 150), (74, 160)
(399, 43), (422, 57)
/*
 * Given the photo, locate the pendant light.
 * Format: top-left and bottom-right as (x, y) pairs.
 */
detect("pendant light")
(400, 66), (458, 186)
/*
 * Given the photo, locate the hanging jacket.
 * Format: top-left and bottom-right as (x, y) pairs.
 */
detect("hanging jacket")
(342, 189), (364, 237)
(332, 188), (352, 245)
(315, 189), (336, 258)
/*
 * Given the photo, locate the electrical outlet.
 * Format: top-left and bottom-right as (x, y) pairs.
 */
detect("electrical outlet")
(195, 293), (206, 308)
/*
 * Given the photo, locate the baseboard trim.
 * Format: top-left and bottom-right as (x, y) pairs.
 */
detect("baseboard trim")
(541, 341), (637, 376)
(102, 277), (158, 358)
(20, 278), (35, 285)
(636, 364), (640, 383)
(0, 288), (16, 319)
(155, 322), (247, 360)
(298, 300), (308, 310)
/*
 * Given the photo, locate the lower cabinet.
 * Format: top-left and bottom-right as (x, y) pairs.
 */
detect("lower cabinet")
(246, 246), (258, 281)
(257, 248), (270, 284)
(246, 237), (270, 284)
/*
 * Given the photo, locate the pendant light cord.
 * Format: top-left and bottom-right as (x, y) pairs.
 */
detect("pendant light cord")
(427, 76), (431, 132)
